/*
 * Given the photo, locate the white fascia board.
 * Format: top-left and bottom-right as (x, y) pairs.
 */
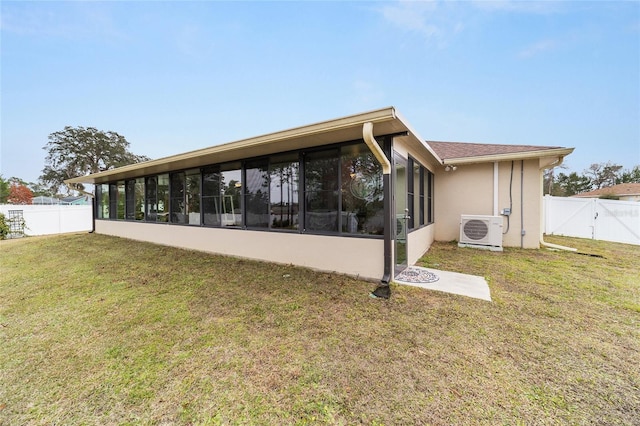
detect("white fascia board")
(441, 147), (575, 165)
(66, 107), (400, 185)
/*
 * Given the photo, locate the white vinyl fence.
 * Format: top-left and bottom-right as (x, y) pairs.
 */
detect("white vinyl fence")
(0, 204), (92, 236)
(544, 195), (640, 246)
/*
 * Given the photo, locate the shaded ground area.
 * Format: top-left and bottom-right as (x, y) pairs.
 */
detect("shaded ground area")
(1, 234), (638, 425)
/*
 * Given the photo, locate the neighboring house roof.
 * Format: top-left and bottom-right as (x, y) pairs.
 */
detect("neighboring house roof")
(573, 183), (640, 198)
(427, 141), (574, 165)
(61, 196), (90, 205)
(32, 196), (61, 205)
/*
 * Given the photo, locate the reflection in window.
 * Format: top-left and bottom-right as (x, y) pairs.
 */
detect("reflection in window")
(116, 181), (125, 220)
(185, 170), (201, 225)
(419, 167), (425, 226)
(221, 163), (242, 227)
(134, 178), (145, 221)
(270, 153), (299, 230)
(126, 180), (136, 220)
(145, 176), (157, 222)
(109, 184), (117, 220)
(157, 174), (169, 222)
(245, 160), (269, 228)
(202, 166), (221, 226)
(341, 143), (384, 235)
(170, 172), (186, 224)
(305, 149), (339, 232)
(97, 184), (109, 219)
(426, 170), (434, 224)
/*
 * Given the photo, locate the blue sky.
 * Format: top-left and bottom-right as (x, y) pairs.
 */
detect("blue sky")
(1, 0), (639, 184)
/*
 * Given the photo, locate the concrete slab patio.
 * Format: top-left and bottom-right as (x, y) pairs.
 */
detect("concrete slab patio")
(394, 266), (492, 301)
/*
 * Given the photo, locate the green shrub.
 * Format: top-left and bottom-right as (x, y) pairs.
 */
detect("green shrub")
(0, 213), (9, 240)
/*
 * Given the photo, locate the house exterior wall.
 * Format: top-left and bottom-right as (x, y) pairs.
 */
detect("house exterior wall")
(95, 220), (385, 281)
(434, 159), (543, 248)
(407, 223), (436, 265)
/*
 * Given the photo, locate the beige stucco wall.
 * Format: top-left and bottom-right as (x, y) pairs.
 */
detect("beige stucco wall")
(95, 220), (384, 281)
(434, 159), (544, 248)
(407, 224), (436, 265)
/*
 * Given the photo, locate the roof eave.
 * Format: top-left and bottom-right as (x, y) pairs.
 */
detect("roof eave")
(65, 106), (402, 185)
(441, 147), (574, 165)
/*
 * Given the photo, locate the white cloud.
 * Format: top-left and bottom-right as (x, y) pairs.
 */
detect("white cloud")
(0, 3), (126, 41)
(471, 0), (561, 15)
(380, 0), (441, 39)
(518, 39), (558, 58)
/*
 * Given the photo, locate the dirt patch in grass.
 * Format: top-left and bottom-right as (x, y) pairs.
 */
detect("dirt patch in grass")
(1, 234), (638, 424)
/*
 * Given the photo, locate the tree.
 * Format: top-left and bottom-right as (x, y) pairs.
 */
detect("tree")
(0, 175), (8, 204)
(584, 162), (623, 190)
(617, 165), (640, 184)
(543, 164), (569, 195)
(7, 182), (33, 205)
(39, 126), (150, 195)
(555, 172), (592, 196)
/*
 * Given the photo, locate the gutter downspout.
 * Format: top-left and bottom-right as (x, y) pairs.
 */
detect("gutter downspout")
(539, 156), (576, 252)
(521, 160), (524, 248)
(363, 122), (393, 299)
(493, 162), (499, 216)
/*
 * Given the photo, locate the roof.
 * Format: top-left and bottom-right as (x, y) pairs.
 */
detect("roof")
(573, 183), (640, 198)
(66, 106), (438, 185)
(428, 141), (574, 165)
(65, 107), (574, 185)
(32, 196), (61, 205)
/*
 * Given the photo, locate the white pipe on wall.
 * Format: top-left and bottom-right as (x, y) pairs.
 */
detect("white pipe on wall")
(493, 162), (499, 216)
(363, 122), (391, 175)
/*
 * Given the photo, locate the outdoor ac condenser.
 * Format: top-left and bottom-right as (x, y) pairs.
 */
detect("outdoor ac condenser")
(459, 215), (503, 251)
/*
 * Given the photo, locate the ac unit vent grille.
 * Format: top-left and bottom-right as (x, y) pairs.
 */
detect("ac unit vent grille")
(459, 215), (503, 251)
(463, 219), (489, 241)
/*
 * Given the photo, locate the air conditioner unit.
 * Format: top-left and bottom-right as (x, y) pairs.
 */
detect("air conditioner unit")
(459, 215), (503, 251)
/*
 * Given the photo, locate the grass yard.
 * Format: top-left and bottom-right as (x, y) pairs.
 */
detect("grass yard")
(1, 233), (638, 425)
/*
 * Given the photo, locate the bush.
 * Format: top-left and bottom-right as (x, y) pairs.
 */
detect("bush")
(0, 213), (9, 240)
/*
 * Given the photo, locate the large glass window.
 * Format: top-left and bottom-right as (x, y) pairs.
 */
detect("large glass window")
(305, 149), (339, 232)
(426, 170), (434, 224)
(185, 169), (201, 225)
(407, 158), (416, 229)
(145, 176), (158, 222)
(116, 181), (125, 220)
(419, 167), (425, 227)
(270, 153), (299, 230)
(134, 178), (145, 221)
(97, 184), (109, 219)
(221, 163), (242, 227)
(96, 139), (391, 237)
(157, 174), (169, 222)
(341, 143), (384, 235)
(170, 172), (186, 224)
(170, 170), (200, 225)
(109, 184), (117, 220)
(413, 160), (422, 229)
(245, 160), (270, 228)
(126, 180), (136, 220)
(202, 166), (221, 226)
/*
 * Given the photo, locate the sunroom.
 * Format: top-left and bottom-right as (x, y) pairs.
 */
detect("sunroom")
(67, 107), (439, 286)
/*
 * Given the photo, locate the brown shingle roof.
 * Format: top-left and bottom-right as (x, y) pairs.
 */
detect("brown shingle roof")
(573, 183), (640, 198)
(427, 141), (567, 161)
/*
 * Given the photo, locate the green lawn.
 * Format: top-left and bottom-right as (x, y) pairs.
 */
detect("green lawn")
(1, 233), (638, 425)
